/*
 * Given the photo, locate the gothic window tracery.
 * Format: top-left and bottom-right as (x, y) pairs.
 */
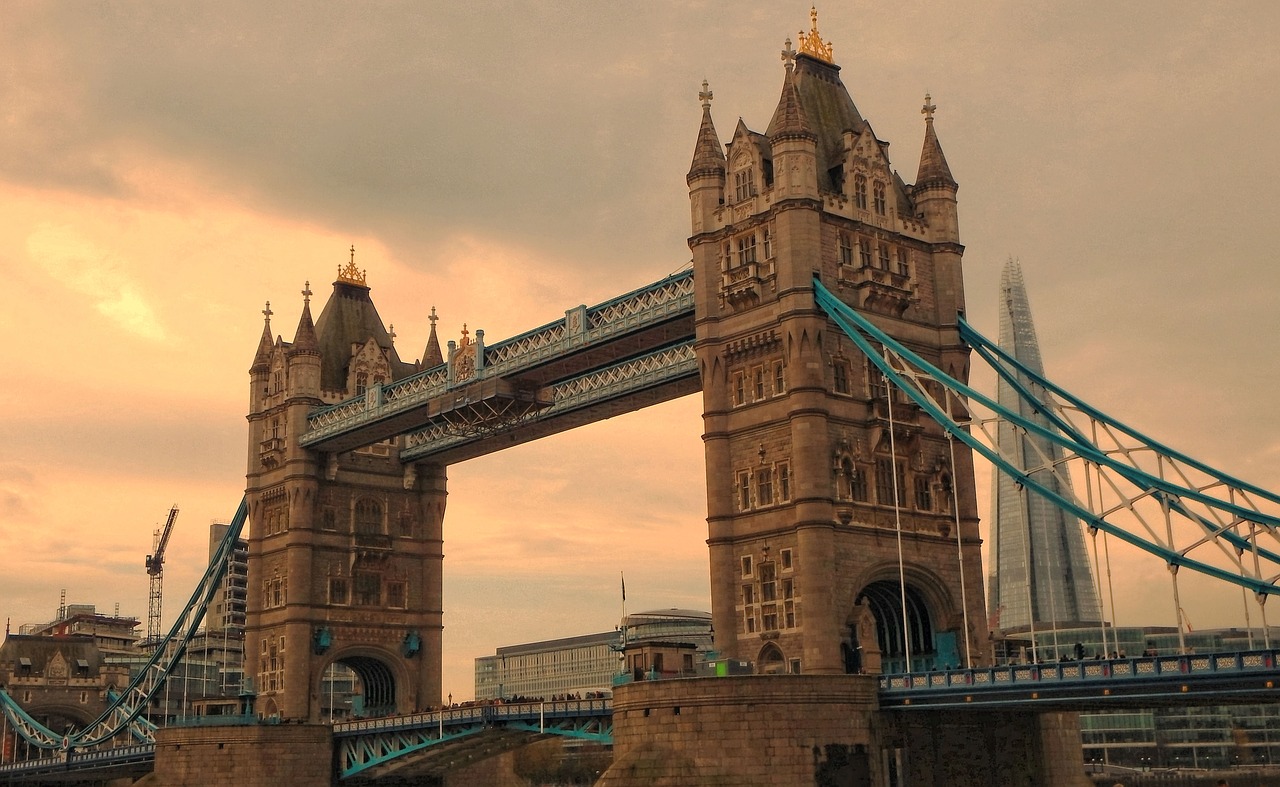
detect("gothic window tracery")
(854, 174), (868, 210)
(873, 180), (887, 215)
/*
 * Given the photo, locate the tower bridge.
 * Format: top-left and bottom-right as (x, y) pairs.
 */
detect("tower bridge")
(3, 9), (1279, 786)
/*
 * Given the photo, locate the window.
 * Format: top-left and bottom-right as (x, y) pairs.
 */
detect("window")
(762, 227), (773, 260)
(733, 372), (746, 407)
(858, 238), (872, 267)
(851, 465), (869, 502)
(833, 361), (850, 394)
(354, 572), (381, 606)
(876, 458), (907, 506)
(741, 555), (753, 577)
(753, 367), (765, 400)
(738, 471), (752, 511)
(760, 562), (777, 602)
(743, 584), (755, 605)
(873, 181), (887, 215)
(735, 168), (755, 202)
(321, 508), (337, 531)
(780, 548), (793, 571)
(329, 577), (349, 605)
(783, 578), (794, 599)
(355, 499), (382, 535)
(854, 174), (867, 210)
(773, 362), (786, 395)
(915, 475), (933, 511)
(745, 609), (757, 633)
(839, 232), (854, 266)
(777, 463), (791, 502)
(757, 468), (774, 506)
(789, 658), (802, 674)
(897, 248), (911, 277)
(737, 233), (758, 266)
(762, 604), (779, 631)
(356, 371), (368, 396)
(386, 581), (407, 609)
(722, 241), (733, 269)
(877, 243), (891, 270)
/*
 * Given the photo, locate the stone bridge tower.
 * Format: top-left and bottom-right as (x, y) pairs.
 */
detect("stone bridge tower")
(245, 255), (446, 720)
(689, 12), (988, 676)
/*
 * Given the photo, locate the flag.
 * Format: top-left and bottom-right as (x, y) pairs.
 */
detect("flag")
(621, 572), (626, 602)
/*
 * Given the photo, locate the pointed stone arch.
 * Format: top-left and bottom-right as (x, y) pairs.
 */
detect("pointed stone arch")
(756, 642), (786, 674)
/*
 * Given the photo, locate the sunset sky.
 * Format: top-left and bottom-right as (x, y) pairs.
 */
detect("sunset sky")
(3, 2), (1279, 701)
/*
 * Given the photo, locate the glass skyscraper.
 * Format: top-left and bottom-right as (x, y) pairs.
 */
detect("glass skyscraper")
(987, 259), (1102, 633)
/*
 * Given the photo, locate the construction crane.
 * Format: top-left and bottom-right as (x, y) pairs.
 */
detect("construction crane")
(145, 505), (179, 645)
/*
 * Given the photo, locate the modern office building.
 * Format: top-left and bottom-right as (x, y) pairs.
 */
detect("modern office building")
(987, 259), (1102, 633)
(474, 609), (712, 701)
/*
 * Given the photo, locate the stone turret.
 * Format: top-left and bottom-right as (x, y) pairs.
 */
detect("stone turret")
(687, 80), (726, 237)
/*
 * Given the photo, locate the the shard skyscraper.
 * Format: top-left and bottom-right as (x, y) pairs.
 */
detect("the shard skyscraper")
(987, 259), (1102, 633)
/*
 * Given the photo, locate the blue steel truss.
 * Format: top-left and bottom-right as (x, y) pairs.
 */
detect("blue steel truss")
(334, 699), (613, 780)
(879, 648), (1280, 710)
(813, 279), (1280, 601)
(0, 498), (247, 751)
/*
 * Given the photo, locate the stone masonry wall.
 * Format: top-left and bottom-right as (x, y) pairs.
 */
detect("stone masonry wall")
(150, 724), (333, 787)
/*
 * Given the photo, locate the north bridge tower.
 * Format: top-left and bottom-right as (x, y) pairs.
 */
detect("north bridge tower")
(245, 255), (446, 720)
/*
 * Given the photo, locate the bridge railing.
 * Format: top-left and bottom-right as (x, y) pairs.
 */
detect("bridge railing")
(331, 698), (614, 737)
(303, 270), (694, 445)
(878, 649), (1279, 694)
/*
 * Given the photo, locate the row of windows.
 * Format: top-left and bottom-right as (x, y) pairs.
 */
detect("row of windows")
(838, 232), (911, 277)
(835, 456), (950, 513)
(744, 600), (798, 633)
(328, 574), (408, 608)
(851, 174), (888, 215)
(732, 361), (786, 406)
(736, 463), (792, 511)
(259, 635), (284, 693)
(722, 226), (774, 269)
(740, 550), (794, 578)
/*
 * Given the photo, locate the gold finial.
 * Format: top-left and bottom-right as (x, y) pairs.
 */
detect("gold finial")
(301, 281), (312, 305)
(699, 80), (713, 110)
(797, 5), (834, 63)
(459, 323), (470, 346)
(389, 323), (396, 342)
(922, 93), (937, 122)
(429, 306), (438, 327)
(781, 38), (797, 71)
(337, 244), (367, 286)
(262, 301), (273, 323)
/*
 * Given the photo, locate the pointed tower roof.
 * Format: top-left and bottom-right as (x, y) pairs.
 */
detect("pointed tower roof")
(251, 301), (275, 372)
(687, 80), (726, 184)
(313, 246), (414, 391)
(915, 94), (956, 189)
(421, 306), (444, 368)
(288, 281), (320, 356)
(766, 10), (867, 185)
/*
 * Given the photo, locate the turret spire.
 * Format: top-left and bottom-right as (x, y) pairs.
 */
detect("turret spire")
(421, 306), (444, 368)
(687, 80), (726, 184)
(251, 301), (274, 372)
(290, 281), (320, 355)
(915, 93), (956, 189)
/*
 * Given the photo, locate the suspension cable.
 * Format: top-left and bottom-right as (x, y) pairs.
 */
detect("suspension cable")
(885, 370), (912, 674)
(947, 431), (973, 668)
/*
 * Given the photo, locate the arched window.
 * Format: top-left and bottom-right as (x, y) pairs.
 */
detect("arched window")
(854, 174), (868, 210)
(354, 499), (383, 535)
(873, 181), (887, 215)
(757, 643), (786, 675)
(355, 371), (368, 396)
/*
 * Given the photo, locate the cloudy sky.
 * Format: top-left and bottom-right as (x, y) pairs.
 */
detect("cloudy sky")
(2, 1), (1278, 701)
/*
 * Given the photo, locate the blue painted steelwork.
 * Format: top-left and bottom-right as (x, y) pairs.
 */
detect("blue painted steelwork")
(302, 270), (695, 449)
(878, 649), (1280, 710)
(400, 339), (696, 461)
(0, 498), (248, 751)
(334, 699), (613, 779)
(813, 279), (1280, 598)
(0, 742), (155, 781)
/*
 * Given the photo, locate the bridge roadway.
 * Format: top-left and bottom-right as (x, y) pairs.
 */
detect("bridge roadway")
(3, 650), (1278, 783)
(299, 270), (697, 463)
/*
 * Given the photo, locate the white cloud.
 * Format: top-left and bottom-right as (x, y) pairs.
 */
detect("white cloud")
(27, 222), (167, 342)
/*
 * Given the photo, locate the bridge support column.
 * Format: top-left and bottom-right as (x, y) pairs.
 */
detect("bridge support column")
(149, 724), (334, 786)
(600, 676), (1090, 787)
